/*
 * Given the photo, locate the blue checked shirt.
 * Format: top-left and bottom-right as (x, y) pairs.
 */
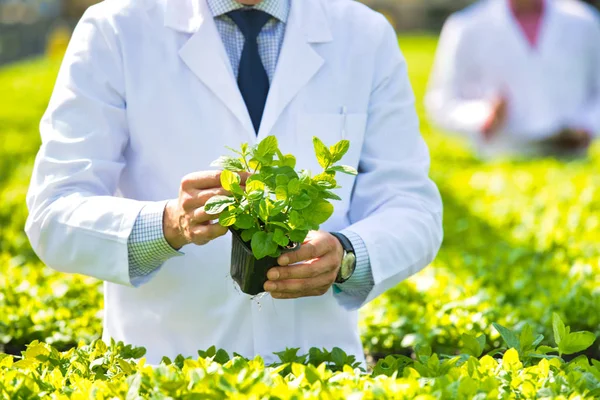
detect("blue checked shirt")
(128, 0), (374, 300)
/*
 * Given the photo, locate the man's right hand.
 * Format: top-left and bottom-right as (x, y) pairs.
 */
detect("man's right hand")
(546, 128), (592, 150)
(163, 171), (247, 250)
(482, 97), (508, 140)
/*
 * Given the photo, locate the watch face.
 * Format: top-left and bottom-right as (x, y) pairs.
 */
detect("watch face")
(340, 252), (357, 280)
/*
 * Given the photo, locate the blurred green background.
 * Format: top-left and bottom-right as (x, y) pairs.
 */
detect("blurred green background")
(0, 1), (599, 361)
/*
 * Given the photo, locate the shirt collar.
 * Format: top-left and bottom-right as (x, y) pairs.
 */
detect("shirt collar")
(207, 0), (290, 23)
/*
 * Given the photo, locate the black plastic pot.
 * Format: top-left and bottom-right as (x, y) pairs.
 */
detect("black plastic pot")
(230, 229), (299, 296)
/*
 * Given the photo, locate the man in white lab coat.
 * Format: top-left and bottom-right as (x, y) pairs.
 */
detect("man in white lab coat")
(426, 0), (600, 159)
(25, 0), (443, 364)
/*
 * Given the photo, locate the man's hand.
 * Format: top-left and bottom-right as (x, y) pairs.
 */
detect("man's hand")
(163, 171), (247, 249)
(547, 128), (592, 150)
(482, 97), (508, 140)
(264, 231), (344, 299)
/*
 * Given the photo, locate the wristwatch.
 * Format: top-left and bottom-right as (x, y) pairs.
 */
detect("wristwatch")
(330, 232), (357, 284)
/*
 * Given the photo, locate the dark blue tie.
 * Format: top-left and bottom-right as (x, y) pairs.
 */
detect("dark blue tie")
(227, 9), (271, 134)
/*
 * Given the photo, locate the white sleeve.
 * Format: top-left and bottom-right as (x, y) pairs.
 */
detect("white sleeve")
(335, 18), (444, 310)
(424, 15), (493, 136)
(566, 14), (600, 137)
(25, 6), (145, 286)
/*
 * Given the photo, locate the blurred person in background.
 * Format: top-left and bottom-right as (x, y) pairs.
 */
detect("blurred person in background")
(425, 0), (600, 159)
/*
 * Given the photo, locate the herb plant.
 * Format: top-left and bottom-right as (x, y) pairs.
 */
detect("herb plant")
(204, 136), (357, 260)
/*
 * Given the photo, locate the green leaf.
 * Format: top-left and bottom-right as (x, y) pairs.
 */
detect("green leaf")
(302, 200), (334, 225)
(248, 190), (264, 201)
(313, 136), (332, 168)
(289, 211), (306, 230)
(329, 140), (350, 163)
(331, 347), (346, 366)
(219, 209), (236, 227)
(275, 186), (288, 200)
(476, 334), (487, 354)
(536, 345), (557, 355)
(256, 136), (279, 158)
(288, 178), (300, 196)
(493, 323), (520, 350)
(274, 348), (307, 364)
(276, 174), (290, 187)
(220, 170), (240, 192)
(251, 231), (278, 260)
(270, 200), (286, 216)
(291, 193), (312, 210)
(553, 313), (566, 347)
(234, 214), (254, 230)
(299, 170), (311, 184)
(273, 229), (290, 247)
(258, 199), (273, 221)
(289, 230), (309, 243)
(321, 190), (342, 201)
(246, 180), (265, 193)
(313, 173), (337, 189)
(460, 333), (484, 357)
(230, 182), (244, 196)
(204, 196), (236, 215)
(241, 228), (258, 242)
(214, 349), (230, 364)
(415, 344), (432, 358)
(326, 165), (358, 176)
(210, 156), (245, 172)
(301, 184), (320, 199)
(281, 154), (296, 168)
(269, 221), (290, 231)
(560, 331), (596, 355)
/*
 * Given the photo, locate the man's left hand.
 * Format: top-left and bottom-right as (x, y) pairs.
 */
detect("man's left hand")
(264, 231), (343, 299)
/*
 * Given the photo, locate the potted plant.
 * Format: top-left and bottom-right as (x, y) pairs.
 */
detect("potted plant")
(205, 136), (357, 295)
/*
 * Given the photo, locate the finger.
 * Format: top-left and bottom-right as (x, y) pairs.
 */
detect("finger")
(181, 171), (223, 190)
(268, 254), (338, 281)
(198, 188), (231, 206)
(189, 223), (228, 245)
(269, 285), (332, 299)
(181, 188), (230, 211)
(190, 207), (218, 225)
(264, 271), (337, 294)
(237, 172), (251, 185)
(278, 236), (335, 266)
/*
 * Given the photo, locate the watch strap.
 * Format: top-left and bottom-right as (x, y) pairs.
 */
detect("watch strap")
(330, 232), (354, 254)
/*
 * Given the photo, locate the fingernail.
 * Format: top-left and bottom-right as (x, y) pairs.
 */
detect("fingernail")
(264, 282), (277, 292)
(279, 256), (289, 266)
(267, 269), (280, 280)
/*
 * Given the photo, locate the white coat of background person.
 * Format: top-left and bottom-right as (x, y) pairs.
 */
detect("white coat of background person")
(24, 0), (443, 364)
(425, 0), (600, 159)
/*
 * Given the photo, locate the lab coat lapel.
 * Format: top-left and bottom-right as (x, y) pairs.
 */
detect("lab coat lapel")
(257, 0), (333, 138)
(165, 0), (255, 139)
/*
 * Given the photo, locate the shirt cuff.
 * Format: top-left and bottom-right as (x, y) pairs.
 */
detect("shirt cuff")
(128, 200), (183, 287)
(332, 229), (374, 298)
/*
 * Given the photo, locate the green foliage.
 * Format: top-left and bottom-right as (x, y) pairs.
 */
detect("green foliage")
(207, 136), (356, 259)
(1, 321), (600, 399)
(1, 37), (600, 398)
(0, 58), (103, 354)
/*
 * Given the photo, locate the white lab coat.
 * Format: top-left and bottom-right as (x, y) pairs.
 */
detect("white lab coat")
(425, 0), (600, 158)
(25, 0), (443, 364)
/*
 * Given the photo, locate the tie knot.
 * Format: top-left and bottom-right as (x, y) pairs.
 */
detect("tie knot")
(227, 9), (271, 40)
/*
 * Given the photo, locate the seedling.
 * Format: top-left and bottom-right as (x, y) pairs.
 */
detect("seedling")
(205, 135), (357, 259)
